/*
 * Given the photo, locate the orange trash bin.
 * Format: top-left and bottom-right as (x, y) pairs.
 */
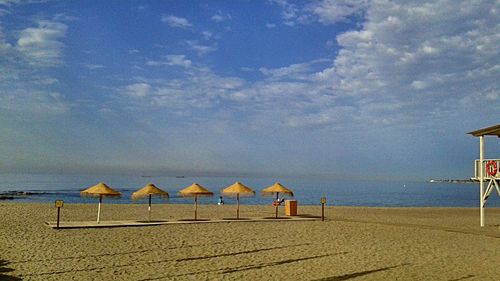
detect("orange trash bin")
(285, 200), (298, 216)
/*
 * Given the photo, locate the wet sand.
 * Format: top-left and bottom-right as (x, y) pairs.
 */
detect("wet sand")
(1, 203), (499, 280)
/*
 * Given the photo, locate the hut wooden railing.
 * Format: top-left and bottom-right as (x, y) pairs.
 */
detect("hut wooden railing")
(473, 159), (500, 180)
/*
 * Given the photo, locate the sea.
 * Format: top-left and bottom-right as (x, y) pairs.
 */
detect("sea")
(1, 173), (498, 207)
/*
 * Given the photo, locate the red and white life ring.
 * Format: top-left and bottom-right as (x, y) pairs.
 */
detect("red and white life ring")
(486, 160), (498, 177)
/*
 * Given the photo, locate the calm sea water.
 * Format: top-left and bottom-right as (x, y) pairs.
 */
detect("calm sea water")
(0, 173), (497, 207)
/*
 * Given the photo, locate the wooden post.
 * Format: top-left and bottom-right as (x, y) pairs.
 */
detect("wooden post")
(322, 203), (325, 221)
(56, 206), (61, 229)
(97, 195), (102, 224)
(148, 194), (152, 222)
(321, 197), (326, 221)
(275, 192), (279, 218)
(55, 200), (64, 229)
(194, 196), (198, 221)
(237, 193), (240, 219)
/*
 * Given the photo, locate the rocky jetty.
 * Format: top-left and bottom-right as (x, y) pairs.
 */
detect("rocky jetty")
(0, 191), (43, 200)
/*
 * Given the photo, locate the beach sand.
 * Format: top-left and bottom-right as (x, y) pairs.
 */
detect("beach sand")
(1, 203), (499, 280)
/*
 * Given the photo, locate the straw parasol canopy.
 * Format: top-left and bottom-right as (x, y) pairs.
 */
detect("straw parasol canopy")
(261, 182), (294, 197)
(132, 183), (169, 222)
(178, 183), (213, 220)
(222, 182), (255, 219)
(81, 182), (121, 197)
(179, 183), (214, 197)
(261, 182), (294, 218)
(80, 182), (121, 223)
(132, 183), (169, 199)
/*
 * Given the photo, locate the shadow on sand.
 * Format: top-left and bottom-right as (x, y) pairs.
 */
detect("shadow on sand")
(313, 263), (409, 281)
(0, 259), (22, 280)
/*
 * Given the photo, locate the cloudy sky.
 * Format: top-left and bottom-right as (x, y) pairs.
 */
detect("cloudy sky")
(0, 0), (499, 180)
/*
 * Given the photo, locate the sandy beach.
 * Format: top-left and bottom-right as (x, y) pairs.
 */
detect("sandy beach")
(1, 203), (499, 280)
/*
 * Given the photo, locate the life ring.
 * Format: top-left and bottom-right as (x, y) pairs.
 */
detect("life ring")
(486, 161), (498, 177)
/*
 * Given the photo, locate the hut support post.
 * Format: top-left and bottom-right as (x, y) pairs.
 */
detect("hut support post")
(237, 193), (240, 219)
(148, 194), (152, 222)
(97, 195), (102, 224)
(480, 135), (484, 227)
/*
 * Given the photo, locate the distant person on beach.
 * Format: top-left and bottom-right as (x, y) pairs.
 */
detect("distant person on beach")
(218, 196), (224, 205)
(274, 198), (285, 205)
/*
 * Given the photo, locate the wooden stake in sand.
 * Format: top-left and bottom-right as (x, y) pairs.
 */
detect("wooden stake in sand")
(55, 200), (64, 229)
(321, 197), (326, 221)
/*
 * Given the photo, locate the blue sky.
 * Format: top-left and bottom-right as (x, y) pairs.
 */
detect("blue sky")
(0, 0), (499, 180)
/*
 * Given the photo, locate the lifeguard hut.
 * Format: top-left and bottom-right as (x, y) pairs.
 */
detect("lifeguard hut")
(468, 124), (500, 227)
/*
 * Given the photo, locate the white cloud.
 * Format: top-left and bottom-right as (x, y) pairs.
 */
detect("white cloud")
(186, 40), (217, 56)
(211, 15), (223, 22)
(16, 19), (67, 67)
(34, 77), (58, 85)
(161, 15), (192, 28)
(201, 31), (212, 40)
(82, 63), (104, 70)
(165, 55), (192, 67)
(0, 89), (71, 114)
(0, 0), (21, 6)
(0, 17), (70, 117)
(309, 0), (369, 24)
(118, 66), (247, 112)
(322, 0), (500, 126)
(124, 83), (152, 98)
(0, 8), (9, 15)
(271, 0), (299, 25)
(259, 59), (329, 81)
(120, 0), (499, 133)
(211, 11), (231, 23)
(146, 54), (192, 68)
(52, 13), (78, 21)
(0, 25), (12, 55)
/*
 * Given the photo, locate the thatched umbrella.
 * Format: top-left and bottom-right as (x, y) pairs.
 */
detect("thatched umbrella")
(261, 182), (294, 218)
(80, 182), (121, 223)
(178, 183), (213, 220)
(132, 183), (169, 222)
(222, 181), (255, 219)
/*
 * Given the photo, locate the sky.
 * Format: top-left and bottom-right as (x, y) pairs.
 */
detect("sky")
(0, 0), (499, 180)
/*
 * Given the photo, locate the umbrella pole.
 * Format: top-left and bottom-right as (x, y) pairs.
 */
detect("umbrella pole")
(237, 193), (240, 219)
(97, 195), (102, 224)
(275, 192), (279, 218)
(148, 194), (152, 222)
(194, 195), (198, 221)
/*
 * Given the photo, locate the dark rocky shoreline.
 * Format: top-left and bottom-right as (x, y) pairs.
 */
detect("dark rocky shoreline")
(0, 191), (46, 200)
